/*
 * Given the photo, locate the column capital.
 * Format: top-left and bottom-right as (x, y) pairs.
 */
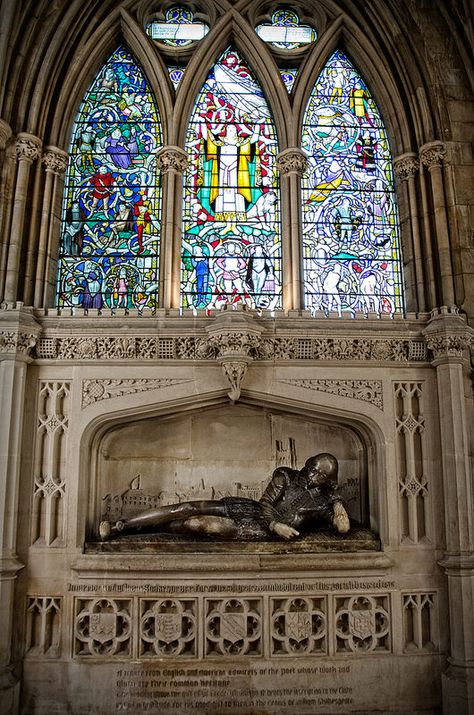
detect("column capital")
(423, 307), (474, 365)
(0, 119), (12, 150)
(276, 148), (309, 176)
(42, 145), (68, 174)
(394, 152), (419, 182)
(0, 304), (41, 361)
(156, 145), (188, 173)
(419, 141), (447, 170)
(15, 132), (42, 163)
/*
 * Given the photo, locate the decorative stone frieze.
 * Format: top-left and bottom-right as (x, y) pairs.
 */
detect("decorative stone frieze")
(279, 379), (383, 409)
(15, 133), (42, 163)
(42, 146), (68, 174)
(276, 147), (309, 176)
(419, 141), (447, 169)
(394, 152), (419, 182)
(82, 378), (193, 407)
(156, 145), (188, 173)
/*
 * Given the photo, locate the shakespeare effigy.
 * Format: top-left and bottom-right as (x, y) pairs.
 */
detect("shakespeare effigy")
(99, 453), (351, 541)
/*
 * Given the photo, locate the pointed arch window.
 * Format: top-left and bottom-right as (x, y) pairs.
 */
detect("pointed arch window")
(57, 47), (162, 311)
(301, 50), (404, 315)
(182, 47), (281, 310)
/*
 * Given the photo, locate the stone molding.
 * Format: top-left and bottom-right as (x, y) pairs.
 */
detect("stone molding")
(423, 307), (474, 365)
(81, 378), (193, 407)
(279, 379), (383, 410)
(276, 148), (309, 176)
(156, 145), (188, 172)
(42, 145), (68, 174)
(419, 141), (447, 169)
(0, 118), (12, 149)
(15, 133), (42, 163)
(394, 152), (419, 182)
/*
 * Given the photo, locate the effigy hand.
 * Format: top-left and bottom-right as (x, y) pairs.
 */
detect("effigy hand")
(333, 501), (350, 534)
(270, 521), (300, 540)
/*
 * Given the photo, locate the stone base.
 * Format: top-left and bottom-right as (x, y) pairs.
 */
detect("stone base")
(442, 664), (474, 715)
(0, 663), (21, 715)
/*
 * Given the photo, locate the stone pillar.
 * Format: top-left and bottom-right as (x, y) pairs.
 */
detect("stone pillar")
(423, 307), (474, 715)
(0, 305), (40, 714)
(394, 153), (427, 312)
(33, 146), (68, 308)
(420, 141), (455, 307)
(276, 148), (308, 312)
(3, 134), (41, 305)
(0, 120), (13, 303)
(156, 146), (188, 309)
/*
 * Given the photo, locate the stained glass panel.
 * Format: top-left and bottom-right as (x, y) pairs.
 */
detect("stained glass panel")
(280, 69), (298, 93)
(182, 48), (281, 310)
(147, 8), (209, 46)
(301, 50), (404, 315)
(57, 47), (161, 311)
(256, 11), (316, 50)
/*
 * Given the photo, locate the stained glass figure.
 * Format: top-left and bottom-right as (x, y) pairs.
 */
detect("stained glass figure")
(280, 69), (298, 93)
(182, 48), (281, 310)
(57, 47), (162, 311)
(301, 50), (404, 316)
(147, 7), (209, 46)
(256, 11), (316, 50)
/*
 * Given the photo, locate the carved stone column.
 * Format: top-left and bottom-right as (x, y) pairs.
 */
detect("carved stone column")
(276, 148), (308, 312)
(3, 134), (42, 304)
(394, 153), (428, 311)
(0, 120), (13, 304)
(423, 307), (474, 714)
(0, 305), (40, 712)
(420, 141), (455, 307)
(206, 306), (263, 401)
(156, 146), (188, 309)
(32, 146), (68, 307)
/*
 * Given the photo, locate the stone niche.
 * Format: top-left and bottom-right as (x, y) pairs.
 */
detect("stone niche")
(93, 402), (369, 537)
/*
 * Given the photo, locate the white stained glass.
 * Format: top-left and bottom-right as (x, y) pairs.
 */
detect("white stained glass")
(148, 22), (208, 42)
(256, 25), (315, 45)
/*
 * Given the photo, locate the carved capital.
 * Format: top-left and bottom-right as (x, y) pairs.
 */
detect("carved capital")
(276, 148), (309, 176)
(15, 133), (42, 163)
(394, 152), (419, 182)
(42, 146), (68, 174)
(423, 307), (474, 365)
(220, 359), (249, 401)
(0, 119), (12, 150)
(156, 145), (188, 173)
(0, 329), (37, 357)
(420, 141), (446, 170)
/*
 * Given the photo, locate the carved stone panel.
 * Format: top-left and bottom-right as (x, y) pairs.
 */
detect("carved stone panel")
(74, 598), (132, 657)
(205, 598), (262, 657)
(335, 595), (391, 653)
(140, 598), (197, 658)
(271, 596), (327, 656)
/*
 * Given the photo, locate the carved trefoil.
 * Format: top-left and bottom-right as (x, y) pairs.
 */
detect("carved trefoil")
(402, 593), (437, 653)
(26, 597), (61, 657)
(140, 598), (197, 658)
(205, 598), (262, 657)
(271, 596), (327, 656)
(394, 382), (430, 543)
(335, 595), (391, 653)
(31, 381), (71, 546)
(74, 598), (132, 657)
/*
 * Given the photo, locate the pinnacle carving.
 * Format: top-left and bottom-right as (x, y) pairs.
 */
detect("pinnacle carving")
(15, 133), (42, 163)
(394, 153), (419, 182)
(420, 141), (446, 169)
(156, 145), (188, 173)
(276, 148), (309, 176)
(42, 146), (68, 174)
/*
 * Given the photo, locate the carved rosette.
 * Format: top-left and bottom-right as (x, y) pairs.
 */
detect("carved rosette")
(0, 119), (12, 150)
(42, 146), (68, 175)
(206, 309), (263, 401)
(394, 152), (419, 182)
(276, 148), (309, 176)
(15, 133), (42, 163)
(419, 141), (447, 170)
(156, 145), (188, 173)
(423, 309), (474, 365)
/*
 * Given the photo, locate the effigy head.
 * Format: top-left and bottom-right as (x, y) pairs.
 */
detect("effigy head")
(304, 453), (338, 486)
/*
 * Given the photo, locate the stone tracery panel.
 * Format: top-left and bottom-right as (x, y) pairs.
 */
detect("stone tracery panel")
(270, 596), (327, 656)
(25, 596), (61, 658)
(74, 598), (132, 657)
(205, 598), (262, 657)
(335, 594), (391, 653)
(140, 598), (197, 658)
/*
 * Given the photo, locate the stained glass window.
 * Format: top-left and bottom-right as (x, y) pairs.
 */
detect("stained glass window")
(147, 7), (209, 46)
(57, 47), (162, 311)
(168, 66), (185, 89)
(182, 47), (281, 310)
(280, 69), (298, 93)
(301, 50), (404, 316)
(256, 11), (316, 50)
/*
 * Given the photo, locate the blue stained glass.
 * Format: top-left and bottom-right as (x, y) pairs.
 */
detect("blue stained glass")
(57, 47), (162, 311)
(168, 66), (185, 89)
(182, 48), (281, 310)
(301, 51), (404, 315)
(280, 69), (298, 92)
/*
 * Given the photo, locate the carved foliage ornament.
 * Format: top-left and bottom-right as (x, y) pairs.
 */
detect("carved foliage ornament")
(419, 141), (446, 169)
(280, 379), (383, 410)
(0, 330), (37, 355)
(81, 378), (193, 407)
(394, 153), (419, 182)
(276, 148), (309, 176)
(15, 134), (42, 162)
(42, 147), (68, 174)
(156, 146), (188, 173)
